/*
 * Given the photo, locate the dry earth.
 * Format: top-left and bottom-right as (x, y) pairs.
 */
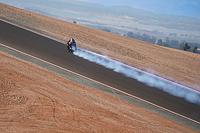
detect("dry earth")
(0, 49), (198, 132)
(0, 3), (200, 90)
(0, 3), (200, 132)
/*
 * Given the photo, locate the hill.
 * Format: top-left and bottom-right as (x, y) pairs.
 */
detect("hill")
(0, 3), (200, 132)
(1, 48), (198, 132)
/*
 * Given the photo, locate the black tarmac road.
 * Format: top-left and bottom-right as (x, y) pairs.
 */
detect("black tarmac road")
(0, 20), (200, 122)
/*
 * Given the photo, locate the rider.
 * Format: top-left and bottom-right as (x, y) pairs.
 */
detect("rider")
(67, 37), (77, 51)
(69, 37), (76, 49)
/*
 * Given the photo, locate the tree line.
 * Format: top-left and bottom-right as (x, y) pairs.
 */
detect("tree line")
(126, 32), (200, 54)
(157, 37), (200, 53)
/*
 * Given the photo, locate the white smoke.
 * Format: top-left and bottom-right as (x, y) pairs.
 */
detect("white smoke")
(74, 49), (200, 106)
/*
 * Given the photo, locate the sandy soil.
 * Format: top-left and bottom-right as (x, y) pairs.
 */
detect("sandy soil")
(0, 50), (198, 133)
(1, 3), (200, 90)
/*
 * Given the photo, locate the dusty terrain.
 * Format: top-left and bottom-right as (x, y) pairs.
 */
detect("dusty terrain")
(0, 50), (198, 132)
(0, 3), (200, 90)
(0, 3), (200, 132)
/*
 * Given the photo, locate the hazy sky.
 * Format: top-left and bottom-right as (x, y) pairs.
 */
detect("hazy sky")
(79, 0), (200, 18)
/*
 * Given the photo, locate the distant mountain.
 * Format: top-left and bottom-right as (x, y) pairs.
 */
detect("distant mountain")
(84, 0), (200, 19)
(1, 0), (200, 32)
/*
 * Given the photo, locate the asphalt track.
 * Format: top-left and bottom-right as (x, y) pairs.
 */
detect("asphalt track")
(0, 20), (200, 123)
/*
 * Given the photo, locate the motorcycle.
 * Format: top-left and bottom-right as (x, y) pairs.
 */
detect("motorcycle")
(67, 41), (77, 53)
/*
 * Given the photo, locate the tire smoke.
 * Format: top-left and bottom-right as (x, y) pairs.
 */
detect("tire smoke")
(74, 49), (200, 106)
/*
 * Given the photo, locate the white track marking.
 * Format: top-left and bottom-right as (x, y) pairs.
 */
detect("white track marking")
(0, 43), (199, 125)
(0, 19), (200, 125)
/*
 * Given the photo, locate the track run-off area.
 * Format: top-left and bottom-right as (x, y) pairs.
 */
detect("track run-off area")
(0, 19), (200, 128)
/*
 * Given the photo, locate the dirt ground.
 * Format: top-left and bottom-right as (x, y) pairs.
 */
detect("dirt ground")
(0, 3), (200, 132)
(0, 50), (198, 133)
